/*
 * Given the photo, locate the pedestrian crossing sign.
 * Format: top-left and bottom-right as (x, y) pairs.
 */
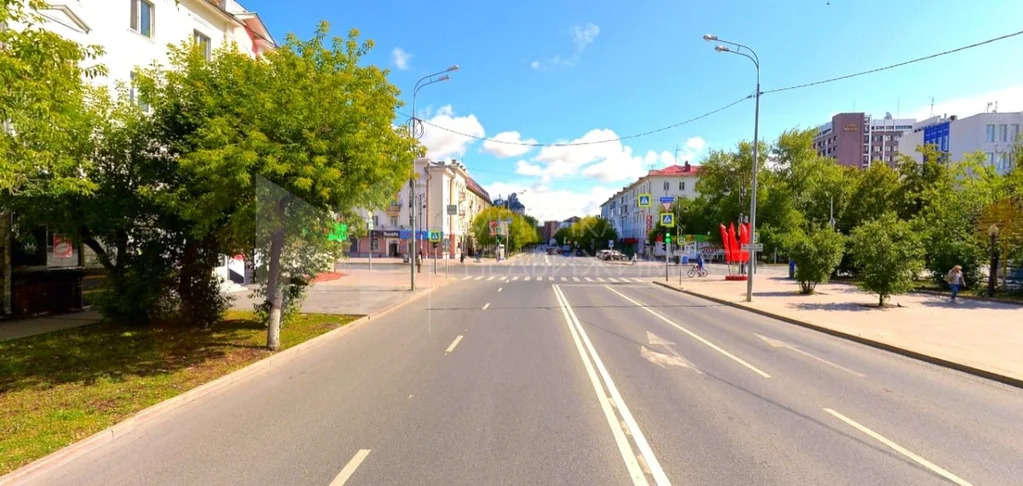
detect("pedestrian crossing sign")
(637, 193), (652, 208)
(660, 213), (674, 227)
(429, 230), (441, 242)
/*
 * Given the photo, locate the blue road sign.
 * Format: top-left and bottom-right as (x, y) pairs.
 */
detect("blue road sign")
(637, 193), (652, 208)
(399, 229), (412, 239)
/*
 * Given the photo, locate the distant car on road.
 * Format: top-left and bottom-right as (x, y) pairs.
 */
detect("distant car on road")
(574, 248), (585, 257)
(547, 247), (560, 255)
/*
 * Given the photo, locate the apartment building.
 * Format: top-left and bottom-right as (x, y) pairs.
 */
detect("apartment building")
(599, 162), (701, 254)
(352, 159), (491, 259)
(813, 113), (916, 168)
(1, 1), (276, 315)
(898, 111), (1022, 174)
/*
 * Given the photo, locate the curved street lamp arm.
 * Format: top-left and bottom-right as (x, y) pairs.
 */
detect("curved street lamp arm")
(715, 38), (760, 69)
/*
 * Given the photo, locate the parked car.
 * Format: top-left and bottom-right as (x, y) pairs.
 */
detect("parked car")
(547, 247), (560, 255)
(574, 248), (585, 256)
(596, 249), (611, 260)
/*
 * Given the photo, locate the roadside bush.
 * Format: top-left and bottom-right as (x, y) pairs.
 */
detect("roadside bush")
(850, 213), (925, 306)
(924, 237), (984, 290)
(787, 227), (845, 294)
(252, 276), (308, 327)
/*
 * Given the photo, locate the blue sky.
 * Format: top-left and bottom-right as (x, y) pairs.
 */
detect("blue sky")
(244, 0), (1023, 221)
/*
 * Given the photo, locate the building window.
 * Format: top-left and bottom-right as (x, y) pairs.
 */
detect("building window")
(884, 135), (891, 142)
(372, 215), (379, 227)
(193, 30), (211, 60)
(130, 0), (154, 38)
(1013, 124), (1020, 141)
(1000, 124), (1008, 142)
(680, 181), (685, 191)
(370, 237), (379, 251)
(663, 181), (669, 191)
(389, 216), (398, 227)
(987, 152), (995, 166)
(863, 135), (869, 143)
(998, 152), (1008, 171)
(986, 124), (996, 142)
(128, 71), (149, 111)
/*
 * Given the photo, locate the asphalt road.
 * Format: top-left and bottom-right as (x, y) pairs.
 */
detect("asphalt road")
(21, 252), (1023, 485)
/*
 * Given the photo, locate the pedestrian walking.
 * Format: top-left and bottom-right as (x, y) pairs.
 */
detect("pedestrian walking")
(946, 265), (965, 303)
(416, 251), (423, 273)
(460, 251), (465, 264)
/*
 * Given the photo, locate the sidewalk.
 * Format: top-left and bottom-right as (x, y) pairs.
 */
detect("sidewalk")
(660, 264), (1023, 385)
(0, 310), (102, 342)
(230, 268), (451, 315)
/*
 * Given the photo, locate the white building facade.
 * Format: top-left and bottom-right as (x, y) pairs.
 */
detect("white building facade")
(599, 162), (701, 255)
(898, 112), (1022, 174)
(352, 158), (491, 259)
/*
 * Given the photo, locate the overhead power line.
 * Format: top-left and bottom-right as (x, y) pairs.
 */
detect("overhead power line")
(763, 28), (1023, 94)
(399, 94), (753, 148)
(406, 28), (1023, 148)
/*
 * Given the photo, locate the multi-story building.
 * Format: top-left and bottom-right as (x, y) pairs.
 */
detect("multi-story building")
(493, 192), (526, 214)
(813, 113), (916, 168)
(352, 158), (491, 259)
(2, 0), (276, 315)
(541, 221), (561, 243)
(898, 111), (1021, 174)
(599, 162), (701, 255)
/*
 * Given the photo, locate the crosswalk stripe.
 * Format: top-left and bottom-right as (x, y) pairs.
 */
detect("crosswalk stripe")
(560, 277), (568, 282)
(501, 276), (508, 281)
(596, 278), (606, 282)
(548, 276), (555, 282)
(512, 276), (519, 281)
(585, 277), (593, 282)
(475, 276), (484, 280)
(608, 277), (619, 283)
(572, 277), (580, 282)
(632, 277), (644, 282)
(487, 276), (495, 281)
(462, 276), (472, 280)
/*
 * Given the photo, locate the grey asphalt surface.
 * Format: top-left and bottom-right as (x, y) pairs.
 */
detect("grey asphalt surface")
(20, 252), (1023, 485)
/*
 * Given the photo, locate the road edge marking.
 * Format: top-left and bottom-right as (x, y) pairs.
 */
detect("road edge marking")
(555, 285), (671, 486)
(604, 285), (771, 378)
(482, 302), (490, 311)
(330, 449), (371, 485)
(822, 408), (973, 486)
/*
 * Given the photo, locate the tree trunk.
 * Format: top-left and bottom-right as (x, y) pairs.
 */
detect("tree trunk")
(0, 211), (10, 317)
(265, 225), (285, 351)
(878, 294), (886, 307)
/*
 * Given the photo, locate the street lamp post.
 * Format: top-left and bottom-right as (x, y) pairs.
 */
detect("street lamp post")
(408, 65), (458, 290)
(705, 34), (760, 302)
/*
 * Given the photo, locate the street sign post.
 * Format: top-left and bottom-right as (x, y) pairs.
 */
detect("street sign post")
(365, 219), (374, 270)
(659, 196), (674, 211)
(447, 204), (457, 215)
(637, 193), (652, 208)
(608, 239), (614, 249)
(741, 243), (764, 251)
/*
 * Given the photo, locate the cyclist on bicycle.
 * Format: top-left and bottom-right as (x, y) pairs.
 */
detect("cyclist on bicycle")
(697, 252), (705, 271)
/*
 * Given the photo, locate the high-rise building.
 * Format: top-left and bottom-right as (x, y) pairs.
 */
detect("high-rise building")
(898, 111), (1021, 174)
(813, 113), (916, 168)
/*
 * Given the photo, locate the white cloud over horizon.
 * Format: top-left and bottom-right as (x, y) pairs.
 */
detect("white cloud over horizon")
(419, 105), (484, 160)
(483, 131), (537, 158)
(391, 47), (412, 70)
(484, 181), (614, 222)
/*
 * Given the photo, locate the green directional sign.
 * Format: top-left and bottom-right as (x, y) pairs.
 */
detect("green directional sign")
(328, 223), (348, 242)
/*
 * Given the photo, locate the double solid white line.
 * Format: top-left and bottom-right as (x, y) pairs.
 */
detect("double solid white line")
(552, 285), (670, 486)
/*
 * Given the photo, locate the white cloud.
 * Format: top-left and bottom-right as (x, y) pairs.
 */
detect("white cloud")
(571, 23), (600, 52)
(391, 48), (412, 70)
(904, 84), (1023, 121)
(515, 159), (543, 176)
(675, 136), (707, 166)
(531, 23), (600, 71)
(484, 181), (614, 222)
(483, 131), (538, 158)
(531, 129), (648, 182)
(419, 105), (484, 160)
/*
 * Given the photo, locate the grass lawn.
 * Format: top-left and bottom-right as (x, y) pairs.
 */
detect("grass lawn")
(0, 311), (359, 475)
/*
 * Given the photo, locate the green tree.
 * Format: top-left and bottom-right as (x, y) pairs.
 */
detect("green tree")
(787, 227), (845, 294)
(137, 25), (415, 349)
(568, 216), (617, 252)
(840, 164), (904, 233)
(850, 213), (925, 306)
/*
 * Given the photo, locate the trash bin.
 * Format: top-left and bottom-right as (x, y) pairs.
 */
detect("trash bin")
(682, 255), (689, 265)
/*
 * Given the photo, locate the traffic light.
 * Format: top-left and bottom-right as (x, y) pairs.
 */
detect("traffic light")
(665, 233), (672, 245)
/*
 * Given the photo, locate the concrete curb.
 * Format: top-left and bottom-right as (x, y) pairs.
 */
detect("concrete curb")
(912, 288), (1023, 306)
(651, 280), (1023, 390)
(0, 284), (443, 486)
